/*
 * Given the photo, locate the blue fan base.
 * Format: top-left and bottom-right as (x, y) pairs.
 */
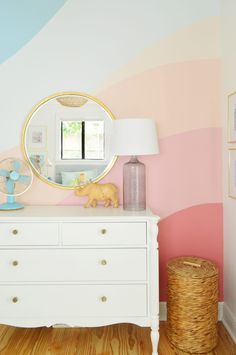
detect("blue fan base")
(0, 202), (24, 210)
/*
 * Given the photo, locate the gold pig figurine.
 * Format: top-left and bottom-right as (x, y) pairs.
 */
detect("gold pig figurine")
(75, 182), (119, 208)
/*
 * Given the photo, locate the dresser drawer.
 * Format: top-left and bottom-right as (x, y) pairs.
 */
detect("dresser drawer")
(0, 284), (147, 318)
(0, 223), (59, 246)
(62, 222), (146, 245)
(0, 249), (146, 282)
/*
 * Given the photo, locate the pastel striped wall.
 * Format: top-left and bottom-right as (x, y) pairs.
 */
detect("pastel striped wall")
(0, 0), (222, 300)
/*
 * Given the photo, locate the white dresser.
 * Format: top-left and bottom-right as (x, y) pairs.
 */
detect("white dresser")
(0, 206), (160, 354)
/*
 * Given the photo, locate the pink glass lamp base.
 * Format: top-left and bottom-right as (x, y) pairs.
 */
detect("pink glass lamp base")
(123, 156), (146, 211)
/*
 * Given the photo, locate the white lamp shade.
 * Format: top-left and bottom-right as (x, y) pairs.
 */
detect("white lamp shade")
(111, 118), (159, 156)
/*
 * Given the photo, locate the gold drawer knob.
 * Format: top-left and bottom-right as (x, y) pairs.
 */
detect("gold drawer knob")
(12, 297), (18, 303)
(101, 259), (107, 266)
(101, 296), (107, 303)
(12, 260), (19, 267)
(101, 229), (107, 235)
(12, 229), (18, 235)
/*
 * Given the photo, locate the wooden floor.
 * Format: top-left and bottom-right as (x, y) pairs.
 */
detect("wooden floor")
(0, 322), (235, 355)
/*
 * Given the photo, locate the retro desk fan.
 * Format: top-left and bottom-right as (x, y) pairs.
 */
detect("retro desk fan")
(0, 158), (33, 210)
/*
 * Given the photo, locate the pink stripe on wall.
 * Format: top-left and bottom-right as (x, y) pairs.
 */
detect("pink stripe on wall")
(158, 203), (223, 301)
(146, 127), (222, 217)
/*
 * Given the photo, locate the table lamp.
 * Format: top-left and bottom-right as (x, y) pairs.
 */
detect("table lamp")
(111, 118), (159, 211)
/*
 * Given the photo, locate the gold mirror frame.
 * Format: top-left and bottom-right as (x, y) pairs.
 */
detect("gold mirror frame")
(22, 92), (117, 190)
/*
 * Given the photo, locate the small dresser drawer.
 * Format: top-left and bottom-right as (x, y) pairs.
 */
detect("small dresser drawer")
(0, 284), (147, 318)
(62, 222), (146, 245)
(0, 249), (146, 282)
(0, 223), (59, 246)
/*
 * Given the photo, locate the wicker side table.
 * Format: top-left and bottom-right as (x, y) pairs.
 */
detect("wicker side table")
(167, 256), (218, 353)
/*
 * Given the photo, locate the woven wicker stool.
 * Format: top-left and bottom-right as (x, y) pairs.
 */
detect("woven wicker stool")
(167, 256), (218, 353)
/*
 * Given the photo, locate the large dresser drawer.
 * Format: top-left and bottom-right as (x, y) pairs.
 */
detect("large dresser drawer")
(0, 223), (59, 246)
(62, 222), (146, 245)
(0, 284), (147, 318)
(0, 249), (146, 282)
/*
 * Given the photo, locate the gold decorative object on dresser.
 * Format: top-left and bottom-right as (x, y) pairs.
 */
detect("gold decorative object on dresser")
(0, 206), (160, 355)
(75, 182), (119, 208)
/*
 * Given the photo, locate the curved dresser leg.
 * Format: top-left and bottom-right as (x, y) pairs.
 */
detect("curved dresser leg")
(151, 317), (159, 355)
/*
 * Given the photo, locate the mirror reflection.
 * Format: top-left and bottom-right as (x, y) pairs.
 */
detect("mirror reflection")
(23, 93), (116, 188)
(61, 120), (104, 160)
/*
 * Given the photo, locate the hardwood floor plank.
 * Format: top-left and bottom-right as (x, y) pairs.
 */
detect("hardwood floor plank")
(0, 322), (234, 355)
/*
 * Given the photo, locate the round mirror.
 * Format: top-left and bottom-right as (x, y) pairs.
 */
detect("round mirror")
(22, 92), (117, 189)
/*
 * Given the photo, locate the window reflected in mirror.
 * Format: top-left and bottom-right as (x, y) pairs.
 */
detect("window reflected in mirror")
(85, 121), (104, 159)
(61, 121), (104, 160)
(61, 121), (82, 159)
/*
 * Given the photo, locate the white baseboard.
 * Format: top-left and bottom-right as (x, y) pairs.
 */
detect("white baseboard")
(159, 302), (224, 322)
(159, 302), (167, 321)
(218, 302), (224, 321)
(222, 303), (236, 343)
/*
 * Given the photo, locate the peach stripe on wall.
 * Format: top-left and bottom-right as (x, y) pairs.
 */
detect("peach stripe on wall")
(101, 17), (220, 91)
(158, 203), (223, 301)
(0, 127), (222, 219)
(98, 59), (221, 139)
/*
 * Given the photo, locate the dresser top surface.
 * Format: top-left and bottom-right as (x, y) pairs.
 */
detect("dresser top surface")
(0, 206), (160, 221)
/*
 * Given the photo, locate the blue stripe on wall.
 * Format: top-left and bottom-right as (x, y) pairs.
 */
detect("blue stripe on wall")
(0, 0), (67, 64)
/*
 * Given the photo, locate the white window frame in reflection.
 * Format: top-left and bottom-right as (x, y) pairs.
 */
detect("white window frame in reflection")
(60, 120), (104, 160)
